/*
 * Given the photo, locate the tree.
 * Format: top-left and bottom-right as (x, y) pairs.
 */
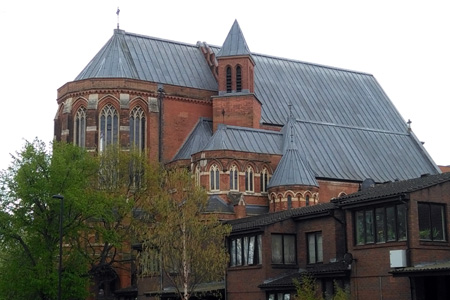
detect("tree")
(0, 139), (100, 300)
(138, 168), (231, 300)
(294, 273), (324, 300)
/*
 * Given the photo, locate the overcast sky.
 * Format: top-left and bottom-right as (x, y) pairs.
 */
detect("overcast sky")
(0, 0), (448, 172)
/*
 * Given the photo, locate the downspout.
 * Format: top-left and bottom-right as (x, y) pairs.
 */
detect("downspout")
(399, 193), (413, 298)
(157, 85), (165, 163)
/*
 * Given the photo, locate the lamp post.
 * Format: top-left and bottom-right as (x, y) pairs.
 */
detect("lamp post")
(53, 194), (64, 300)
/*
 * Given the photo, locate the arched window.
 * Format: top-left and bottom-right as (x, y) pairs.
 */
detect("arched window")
(210, 164), (220, 191)
(236, 66), (242, 92)
(306, 195), (310, 206)
(130, 106), (146, 152)
(245, 166), (254, 192)
(99, 104), (119, 151)
(260, 168), (269, 193)
(74, 106), (86, 147)
(226, 66), (232, 93)
(287, 195), (292, 209)
(229, 165), (239, 191)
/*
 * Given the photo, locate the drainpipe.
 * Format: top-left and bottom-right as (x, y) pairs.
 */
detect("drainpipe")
(157, 85), (165, 163)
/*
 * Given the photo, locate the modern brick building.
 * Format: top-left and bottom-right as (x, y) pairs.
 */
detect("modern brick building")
(54, 20), (444, 299)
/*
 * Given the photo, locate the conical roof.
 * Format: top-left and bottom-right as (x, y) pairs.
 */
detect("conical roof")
(216, 20), (251, 57)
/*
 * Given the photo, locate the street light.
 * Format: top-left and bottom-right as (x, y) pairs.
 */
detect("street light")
(53, 194), (64, 300)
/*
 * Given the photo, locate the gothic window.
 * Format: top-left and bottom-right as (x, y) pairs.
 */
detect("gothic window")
(130, 106), (146, 152)
(245, 166), (254, 192)
(287, 195), (292, 209)
(305, 195), (310, 206)
(229, 164), (239, 191)
(226, 66), (232, 93)
(260, 167), (269, 193)
(74, 106), (86, 147)
(236, 65), (242, 92)
(99, 104), (119, 151)
(210, 164), (220, 191)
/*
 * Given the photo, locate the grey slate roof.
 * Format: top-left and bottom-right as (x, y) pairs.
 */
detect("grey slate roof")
(73, 24), (440, 184)
(334, 172), (450, 206)
(216, 20), (251, 58)
(172, 118), (213, 160)
(76, 29), (218, 91)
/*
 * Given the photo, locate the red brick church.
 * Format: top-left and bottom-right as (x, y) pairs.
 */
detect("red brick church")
(54, 20), (442, 299)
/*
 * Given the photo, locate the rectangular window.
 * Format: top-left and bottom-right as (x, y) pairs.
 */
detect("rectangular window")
(271, 234), (296, 264)
(230, 234), (262, 267)
(307, 232), (323, 264)
(418, 202), (446, 241)
(355, 204), (407, 245)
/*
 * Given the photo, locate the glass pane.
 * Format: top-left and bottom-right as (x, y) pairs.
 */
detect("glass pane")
(230, 240), (236, 266)
(140, 117), (146, 150)
(365, 210), (374, 243)
(355, 211), (365, 245)
(248, 236), (255, 264)
(215, 170), (220, 190)
(257, 235), (262, 264)
(272, 235), (283, 264)
(418, 203), (431, 239)
(268, 294), (275, 300)
(431, 205), (445, 241)
(308, 234), (316, 263)
(130, 116), (135, 145)
(284, 235), (295, 264)
(113, 115), (118, 143)
(317, 233), (323, 263)
(284, 294), (291, 300)
(397, 204), (407, 241)
(236, 238), (242, 265)
(376, 207), (385, 243)
(243, 236), (249, 265)
(386, 206), (395, 241)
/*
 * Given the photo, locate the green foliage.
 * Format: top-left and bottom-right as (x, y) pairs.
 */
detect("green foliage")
(294, 273), (324, 300)
(138, 168), (231, 300)
(332, 281), (350, 300)
(0, 139), (97, 300)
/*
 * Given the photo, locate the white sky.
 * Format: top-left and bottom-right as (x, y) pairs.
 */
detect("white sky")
(0, 0), (449, 172)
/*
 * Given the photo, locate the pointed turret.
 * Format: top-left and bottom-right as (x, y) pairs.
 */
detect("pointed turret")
(213, 20), (260, 132)
(217, 20), (252, 58)
(268, 118), (319, 211)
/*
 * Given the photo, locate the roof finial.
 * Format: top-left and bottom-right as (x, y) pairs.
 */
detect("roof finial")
(116, 7), (120, 29)
(407, 119), (412, 132)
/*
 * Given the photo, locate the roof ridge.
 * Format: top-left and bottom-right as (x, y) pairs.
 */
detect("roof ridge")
(295, 119), (409, 135)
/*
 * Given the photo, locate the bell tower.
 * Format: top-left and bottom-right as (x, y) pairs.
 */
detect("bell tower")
(212, 20), (261, 131)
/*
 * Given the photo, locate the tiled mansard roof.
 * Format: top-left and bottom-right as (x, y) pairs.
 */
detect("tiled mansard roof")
(74, 22), (440, 184)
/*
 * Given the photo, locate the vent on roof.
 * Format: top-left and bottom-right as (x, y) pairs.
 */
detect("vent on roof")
(361, 178), (375, 190)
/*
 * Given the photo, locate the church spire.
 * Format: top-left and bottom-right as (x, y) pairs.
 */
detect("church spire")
(217, 20), (252, 58)
(116, 7), (120, 29)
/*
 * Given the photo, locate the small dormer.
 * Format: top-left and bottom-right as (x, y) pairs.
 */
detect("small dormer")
(216, 20), (255, 95)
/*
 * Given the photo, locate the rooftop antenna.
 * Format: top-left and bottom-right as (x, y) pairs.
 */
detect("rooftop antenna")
(116, 7), (120, 29)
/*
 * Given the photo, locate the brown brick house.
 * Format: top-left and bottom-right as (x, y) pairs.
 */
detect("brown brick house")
(223, 172), (450, 300)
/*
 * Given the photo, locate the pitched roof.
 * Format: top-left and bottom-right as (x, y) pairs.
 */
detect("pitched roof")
(216, 20), (251, 58)
(226, 202), (336, 232)
(73, 25), (440, 183)
(76, 29), (218, 91)
(334, 172), (450, 206)
(172, 118), (213, 160)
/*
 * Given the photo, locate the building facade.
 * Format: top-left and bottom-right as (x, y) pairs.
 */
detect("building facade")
(54, 20), (443, 299)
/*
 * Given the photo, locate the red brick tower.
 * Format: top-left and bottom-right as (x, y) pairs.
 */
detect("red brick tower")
(212, 20), (262, 132)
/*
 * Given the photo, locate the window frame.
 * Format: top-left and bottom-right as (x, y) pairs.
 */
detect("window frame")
(307, 231), (323, 264)
(209, 164), (220, 192)
(271, 234), (296, 265)
(418, 202), (446, 241)
(229, 164), (239, 191)
(260, 167), (269, 193)
(354, 203), (407, 245)
(245, 166), (254, 193)
(229, 234), (262, 267)
(236, 65), (242, 92)
(129, 106), (146, 152)
(226, 66), (232, 93)
(99, 104), (119, 151)
(74, 106), (86, 147)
